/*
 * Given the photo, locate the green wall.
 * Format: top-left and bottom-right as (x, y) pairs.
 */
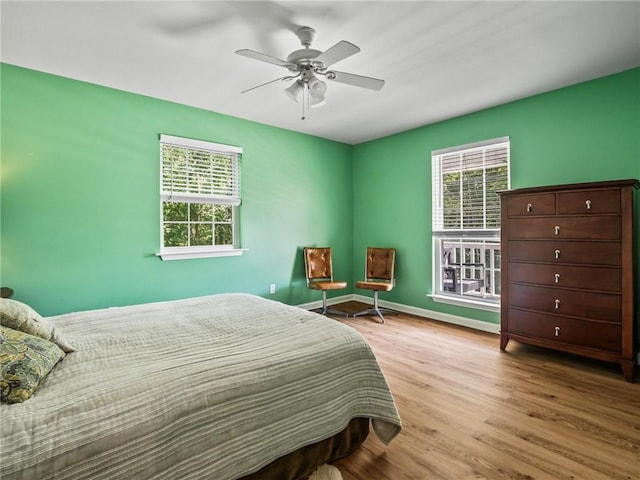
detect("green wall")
(2, 64), (638, 324)
(352, 67), (640, 325)
(0, 64), (353, 316)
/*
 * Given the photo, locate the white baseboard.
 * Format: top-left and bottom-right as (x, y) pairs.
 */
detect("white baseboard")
(299, 294), (500, 335)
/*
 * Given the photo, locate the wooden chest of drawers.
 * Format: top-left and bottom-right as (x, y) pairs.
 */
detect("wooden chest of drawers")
(499, 179), (638, 381)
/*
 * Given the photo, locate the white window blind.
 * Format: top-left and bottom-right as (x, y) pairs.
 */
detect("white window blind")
(160, 134), (242, 206)
(432, 137), (509, 235)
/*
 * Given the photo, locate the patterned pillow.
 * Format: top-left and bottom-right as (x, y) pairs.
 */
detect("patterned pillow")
(0, 298), (75, 352)
(1, 326), (66, 403)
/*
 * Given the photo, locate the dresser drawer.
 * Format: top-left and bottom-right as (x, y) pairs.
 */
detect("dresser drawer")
(504, 216), (621, 240)
(507, 240), (621, 266)
(508, 284), (621, 322)
(508, 262), (621, 292)
(557, 189), (621, 215)
(507, 193), (556, 217)
(507, 308), (621, 353)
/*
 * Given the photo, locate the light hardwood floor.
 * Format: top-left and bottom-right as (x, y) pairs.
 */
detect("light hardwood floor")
(331, 302), (639, 480)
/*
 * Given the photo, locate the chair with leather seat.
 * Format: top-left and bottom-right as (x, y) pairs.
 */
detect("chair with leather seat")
(353, 247), (396, 323)
(303, 247), (348, 316)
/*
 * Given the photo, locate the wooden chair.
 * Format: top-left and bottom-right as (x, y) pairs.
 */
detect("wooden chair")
(303, 247), (348, 316)
(353, 247), (396, 323)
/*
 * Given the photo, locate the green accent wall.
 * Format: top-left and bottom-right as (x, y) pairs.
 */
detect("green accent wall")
(1, 64), (638, 324)
(352, 67), (640, 325)
(0, 64), (353, 315)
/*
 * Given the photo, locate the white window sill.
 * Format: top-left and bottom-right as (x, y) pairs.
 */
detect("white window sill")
(156, 248), (247, 261)
(428, 293), (500, 313)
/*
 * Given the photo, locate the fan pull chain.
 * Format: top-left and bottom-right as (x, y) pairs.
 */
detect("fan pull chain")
(301, 85), (307, 120)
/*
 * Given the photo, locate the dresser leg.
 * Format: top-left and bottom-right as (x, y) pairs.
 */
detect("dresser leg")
(500, 333), (509, 351)
(620, 360), (635, 383)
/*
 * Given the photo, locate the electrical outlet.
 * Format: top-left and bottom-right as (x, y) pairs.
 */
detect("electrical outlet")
(269, 283), (276, 294)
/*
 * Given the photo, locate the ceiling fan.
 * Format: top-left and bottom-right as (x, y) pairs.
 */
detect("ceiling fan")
(235, 26), (385, 119)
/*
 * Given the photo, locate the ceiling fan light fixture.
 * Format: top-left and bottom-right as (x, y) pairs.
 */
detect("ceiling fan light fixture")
(284, 80), (303, 102)
(309, 94), (326, 107)
(307, 76), (327, 98)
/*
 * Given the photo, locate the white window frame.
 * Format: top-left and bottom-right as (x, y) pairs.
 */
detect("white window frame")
(429, 137), (510, 311)
(157, 134), (245, 261)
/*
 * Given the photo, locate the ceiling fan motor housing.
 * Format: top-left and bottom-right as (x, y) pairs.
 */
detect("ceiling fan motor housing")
(287, 48), (323, 65)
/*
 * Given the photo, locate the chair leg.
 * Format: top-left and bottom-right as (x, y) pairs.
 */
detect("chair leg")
(353, 291), (395, 324)
(310, 290), (348, 317)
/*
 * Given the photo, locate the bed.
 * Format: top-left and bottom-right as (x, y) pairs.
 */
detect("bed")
(0, 293), (401, 480)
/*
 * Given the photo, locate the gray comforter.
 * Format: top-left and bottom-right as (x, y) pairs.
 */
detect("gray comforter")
(1, 293), (401, 479)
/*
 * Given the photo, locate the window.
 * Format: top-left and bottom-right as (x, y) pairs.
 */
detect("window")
(431, 137), (510, 310)
(158, 134), (243, 260)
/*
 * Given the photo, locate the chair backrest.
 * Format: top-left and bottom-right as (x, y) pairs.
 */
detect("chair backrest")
(304, 247), (334, 284)
(364, 247), (396, 282)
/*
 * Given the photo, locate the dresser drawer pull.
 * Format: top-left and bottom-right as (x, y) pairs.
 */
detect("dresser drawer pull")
(585, 199), (591, 210)
(554, 249), (561, 259)
(554, 273), (560, 283)
(554, 326), (560, 336)
(527, 203), (532, 212)
(554, 225), (560, 235)
(554, 299), (560, 309)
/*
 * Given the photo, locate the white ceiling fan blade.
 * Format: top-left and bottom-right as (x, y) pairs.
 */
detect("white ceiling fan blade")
(315, 40), (360, 67)
(326, 71), (385, 91)
(235, 49), (294, 68)
(241, 75), (296, 94)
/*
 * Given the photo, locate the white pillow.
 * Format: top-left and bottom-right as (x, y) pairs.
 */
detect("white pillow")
(0, 298), (75, 352)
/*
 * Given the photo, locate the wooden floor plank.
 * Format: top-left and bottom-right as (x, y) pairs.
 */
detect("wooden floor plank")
(331, 302), (640, 480)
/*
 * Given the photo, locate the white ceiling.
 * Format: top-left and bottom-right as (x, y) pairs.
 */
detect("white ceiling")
(2, 1), (639, 144)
